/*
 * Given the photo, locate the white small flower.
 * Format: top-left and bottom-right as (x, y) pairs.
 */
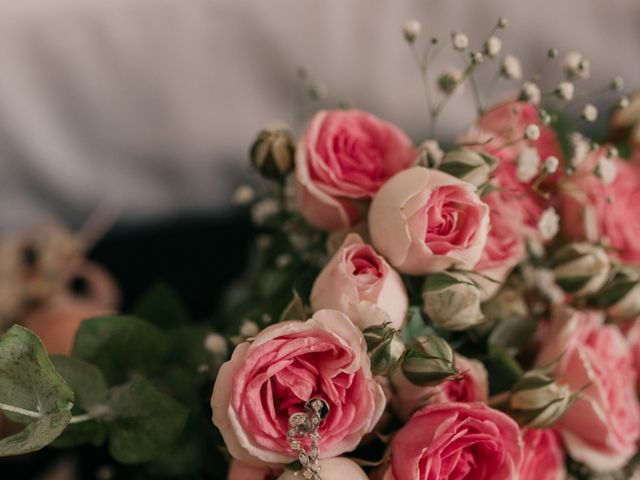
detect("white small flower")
(607, 146), (619, 158)
(543, 156), (559, 174)
(517, 146), (541, 182)
(539, 110), (552, 125)
(569, 133), (590, 168)
(232, 184), (255, 205)
(581, 104), (598, 122)
(497, 17), (508, 28)
(520, 82), (541, 105)
(251, 198), (279, 224)
(403, 20), (421, 43)
(563, 52), (590, 80)
(484, 36), (502, 58)
(437, 67), (464, 96)
(538, 208), (560, 241)
(451, 32), (469, 51)
(547, 48), (559, 59)
(500, 55), (522, 80)
(203, 333), (228, 357)
(555, 81), (575, 101)
(470, 51), (484, 65)
(275, 253), (292, 269)
(610, 76), (624, 92)
(595, 156), (617, 184)
(239, 320), (260, 338)
(619, 96), (630, 108)
(524, 124), (540, 141)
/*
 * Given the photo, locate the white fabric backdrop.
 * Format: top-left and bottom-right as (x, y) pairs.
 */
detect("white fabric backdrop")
(0, 0), (638, 230)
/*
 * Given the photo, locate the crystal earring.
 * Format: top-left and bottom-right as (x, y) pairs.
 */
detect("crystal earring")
(287, 398), (330, 479)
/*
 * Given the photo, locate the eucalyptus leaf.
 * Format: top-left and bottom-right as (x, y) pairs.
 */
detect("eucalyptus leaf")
(50, 356), (108, 411)
(0, 325), (74, 456)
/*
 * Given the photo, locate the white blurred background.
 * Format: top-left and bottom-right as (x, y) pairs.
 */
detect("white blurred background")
(0, 0), (638, 230)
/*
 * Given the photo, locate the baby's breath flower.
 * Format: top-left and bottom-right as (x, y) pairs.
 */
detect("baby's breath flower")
(275, 253), (293, 269)
(524, 124), (541, 141)
(484, 36), (502, 58)
(239, 320), (260, 338)
(470, 51), (484, 65)
(403, 20), (421, 43)
(618, 96), (630, 108)
(569, 133), (590, 168)
(497, 17), (508, 28)
(610, 76), (624, 92)
(232, 185), (255, 205)
(500, 55), (522, 80)
(520, 82), (541, 105)
(538, 208), (560, 241)
(451, 32), (469, 51)
(437, 68), (464, 96)
(555, 81), (575, 101)
(595, 156), (617, 185)
(251, 198), (279, 224)
(539, 109), (552, 125)
(204, 333), (228, 357)
(563, 52), (590, 79)
(581, 104), (598, 122)
(516, 147), (541, 182)
(543, 156), (560, 174)
(607, 146), (619, 158)
(547, 48), (559, 59)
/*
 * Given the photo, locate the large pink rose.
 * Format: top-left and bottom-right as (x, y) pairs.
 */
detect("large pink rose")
(390, 354), (488, 421)
(536, 308), (640, 471)
(519, 429), (565, 480)
(475, 192), (527, 296)
(295, 109), (416, 230)
(382, 402), (522, 480)
(310, 233), (408, 330)
(368, 167), (490, 275)
(211, 309), (386, 465)
(623, 317), (640, 392)
(561, 154), (640, 265)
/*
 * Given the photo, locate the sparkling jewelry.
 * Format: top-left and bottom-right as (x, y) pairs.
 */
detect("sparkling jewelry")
(287, 398), (329, 479)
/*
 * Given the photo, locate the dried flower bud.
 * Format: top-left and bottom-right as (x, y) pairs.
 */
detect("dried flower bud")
(439, 148), (495, 187)
(542, 156), (559, 174)
(581, 104), (598, 123)
(509, 370), (573, 428)
(537, 208), (560, 241)
(547, 48), (559, 59)
(363, 324), (405, 376)
(437, 68), (464, 96)
(250, 128), (296, 180)
(553, 243), (611, 297)
(598, 267), (640, 321)
(524, 124), (540, 141)
(555, 81), (575, 101)
(403, 20), (421, 43)
(401, 335), (457, 386)
(451, 32), (469, 51)
(232, 185), (255, 205)
(422, 271), (485, 331)
(483, 36), (502, 58)
(417, 139), (444, 168)
(497, 17), (508, 28)
(519, 82), (541, 105)
(500, 55), (522, 80)
(563, 52), (590, 80)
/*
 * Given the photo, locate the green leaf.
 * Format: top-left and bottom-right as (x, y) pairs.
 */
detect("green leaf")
(72, 316), (170, 384)
(0, 325), (74, 456)
(423, 272), (466, 292)
(50, 356), (108, 411)
(487, 344), (523, 395)
(133, 284), (190, 329)
(51, 420), (106, 449)
(439, 161), (480, 178)
(106, 375), (188, 464)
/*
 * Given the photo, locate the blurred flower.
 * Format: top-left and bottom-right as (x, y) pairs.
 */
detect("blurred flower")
(501, 55), (522, 80)
(439, 148), (494, 187)
(484, 36), (502, 58)
(403, 20), (421, 43)
(553, 242), (611, 296)
(537, 207), (559, 241)
(581, 103), (598, 122)
(563, 51), (591, 80)
(516, 146), (541, 182)
(555, 81), (575, 100)
(437, 68), (464, 96)
(250, 128), (296, 180)
(520, 82), (541, 105)
(451, 32), (469, 51)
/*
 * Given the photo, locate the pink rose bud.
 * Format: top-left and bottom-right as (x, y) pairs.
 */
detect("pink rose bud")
(536, 308), (640, 472)
(211, 310), (386, 465)
(382, 402), (522, 480)
(368, 167), (490, 275)
(310, 234), (408, 330)
(295, 109), (415, 231)
(519, 429), (566, 480)
(400, 335), (457, 387)
(277, 457), (367, 480)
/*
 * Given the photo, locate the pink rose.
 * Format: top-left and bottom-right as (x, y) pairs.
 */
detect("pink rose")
(623, 318), (640, 392)
(382, 402), (522, 480)
(519, 429), (565, 480)
(228, 460), (280, 480)
(536, 308), (640, 471)
(368, 167), (490, 275)
(277, 457), (368, 480)
(211, 309), (386, 465)
(561, 154), (640, 265)
(295, 109), (415, 231)
(310, 233), (408, 330)
(390, 354), (488, 421)
(475, 192), (527, 296)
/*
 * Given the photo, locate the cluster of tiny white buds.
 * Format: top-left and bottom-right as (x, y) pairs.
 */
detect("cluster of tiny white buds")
(610, 76), (624, 91)
(403, 20), (421, 43)
(239, 319), (260, 338)
(618, 96), (630, 108)
(563, 52), (590, 80)
(501, 55), (522, 80)
(437, 68), (464, 96)
(539, 109), (552, 125)
(595, 156), (617, 185)
(232, 185), (255, 205)
(543, 156), (560, 174)
(516, 147), (541, 182)
(538, 207), (560, 241)
(555, 81), (575, 101)
(470, 51), (484, 65)
(581, 104), (598, 123)
(524, 124), (541, 141)
(484, 36), (502, 58)
(521, 82), (541, 105)
(607, 146), (619, 158)
(547, 48), (559, 59)
(451, 32), (469, 51)
(203, 332), (228, 357)
(497, 17), (508, 28)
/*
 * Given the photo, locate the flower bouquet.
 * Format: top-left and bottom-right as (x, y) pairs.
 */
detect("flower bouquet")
(1, 16), (640, 480)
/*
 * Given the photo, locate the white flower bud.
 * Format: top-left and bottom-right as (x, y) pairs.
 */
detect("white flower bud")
(553, 242), (611, 297)
(595, 156), (617, 184)
(569, 133), (590, 168)
(547, 48), (559, 59)
(516, 146), (541, 182)
(520, 82), (541, 105)
(439, 149), (494, 187)
(437, 68), (464, 96)
(451, 32), (469, 51)
(538, 207), (560, 241)
(417, 139), (444, 168)
(563, 52), (590, 80)
(403, 20), (421, 43)
(555, 81), (575, 101)
(581, 103), (598, 123)
(251, 198), (279, 224)
(602, 267), (640, 321)
(611, 76), (624, 92)
(204, 333), (228, 357)
(232, 184), (255, 205)
(275, 254), (292, 269)
(500, 55), (522, 80)
(524, 124), (541, 141)
(543, 156), (559, 174)
(422, 272), (484, 331)
(539, 109), (552, 125)
(497, 17), (508, 28)
(484, 36), (502, 58)
(470, 51), (484, 65)
(619, 96), (630, 108)
(239, 319), (260, 338)
(510, 376), (573, 428)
